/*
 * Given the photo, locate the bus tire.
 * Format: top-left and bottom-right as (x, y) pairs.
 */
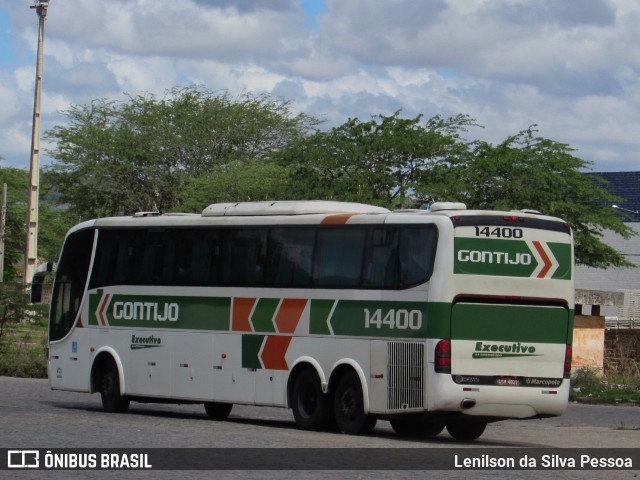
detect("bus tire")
(291, 367), (332, 431)
(99, 357), (130, 413)
(445, 419), (487, 441)
(204, 402), (233, 420)
(333, 370), (377, 435)
(390, 416), (445, 437)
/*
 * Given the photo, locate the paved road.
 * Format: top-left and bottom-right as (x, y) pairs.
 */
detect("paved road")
(0, 377), (638, 479)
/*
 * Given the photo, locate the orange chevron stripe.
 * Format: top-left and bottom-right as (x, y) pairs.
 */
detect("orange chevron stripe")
(98, 293), (111, 326)
(261, 336), (292, 370)
(533, 241), (552, 278)
(274, 298), (307, 334)
(232, 297), (256, 332)
(321, 213), (359, 224)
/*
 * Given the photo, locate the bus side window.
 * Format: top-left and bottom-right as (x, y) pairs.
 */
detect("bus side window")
(363, 228), (398, 288)
(399, 225), (438, 288)
(137, 230), (164, 284)
(89, 230), (115, 288)
(266, 228), (314, 287)
(315, 228), (365, 287)
(112, 231), (145, 284)
(203, 230), (223, 286)
(220, 229), (267, 286)
(174, 230), (194, 284)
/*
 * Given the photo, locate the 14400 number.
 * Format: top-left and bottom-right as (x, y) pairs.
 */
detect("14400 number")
(474, 226), (523, 238)
(364, 308), (423, 330)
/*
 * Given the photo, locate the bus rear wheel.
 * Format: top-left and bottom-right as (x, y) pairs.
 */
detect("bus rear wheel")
(204, 402), (233, 420)
(333, 370), (377, 435)
(445, 419), (487, 441)
(291, 367), (333, 431)
(99, 357), (130, 413)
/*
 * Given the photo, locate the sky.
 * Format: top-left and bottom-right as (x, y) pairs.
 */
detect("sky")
(0, 0), (639, 173)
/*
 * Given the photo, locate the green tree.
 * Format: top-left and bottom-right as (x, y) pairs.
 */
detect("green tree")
(275, 114), (632, 268)
(178, 160), (294, 212)
(0, 164), (26, 281)
(0, 164), (73, 281)
(426, 127), (634, 267)
(274, 112), (475, 208)
(45, 86), (318, 218)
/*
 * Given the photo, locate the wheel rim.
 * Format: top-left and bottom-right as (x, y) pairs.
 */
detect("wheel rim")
(102, 372), (114, 396)
(299, 385), (318, 419)
(339, 386), (359, 420)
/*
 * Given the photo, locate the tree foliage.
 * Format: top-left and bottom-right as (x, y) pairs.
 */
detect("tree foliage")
(274, 112), (475, 208)
(0, 164), (75, 281)
(45, 86), (318, 218)
(275, 117), (633, 267)
(43, 90), (632, 268)
(0, 165), (27, 281)
(178, 160), (293, 212)
(426, 127), (634, 267)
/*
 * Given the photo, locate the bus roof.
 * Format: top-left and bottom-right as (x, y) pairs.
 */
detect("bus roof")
(201, 201), (390, 216)
(78, 201), (569, 230)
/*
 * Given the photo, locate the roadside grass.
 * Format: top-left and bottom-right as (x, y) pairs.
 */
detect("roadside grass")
(0, 319), (48, 378)
(570, 367), (640, 405)
(0, 284), (49, 379)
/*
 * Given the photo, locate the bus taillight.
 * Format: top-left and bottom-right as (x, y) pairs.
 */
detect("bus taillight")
(564, 345), (572, 378)
(435, 339), (451, 374)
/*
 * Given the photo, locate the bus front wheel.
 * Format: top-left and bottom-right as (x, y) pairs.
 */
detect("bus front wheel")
(99, 357), (130, 413)
(333, 370), (377, 435)
(204, 402), (233, 420)
(446, 419), (487, 441)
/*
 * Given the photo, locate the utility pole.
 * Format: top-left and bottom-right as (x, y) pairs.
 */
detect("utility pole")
(0, 183), (7, 283)
(24, 0), (50, 287)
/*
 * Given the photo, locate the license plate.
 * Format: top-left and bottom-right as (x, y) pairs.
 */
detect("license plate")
(496, 377), (520, 386)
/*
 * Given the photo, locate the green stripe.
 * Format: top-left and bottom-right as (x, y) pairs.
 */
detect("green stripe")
(90, 293), (230, 330)
(242, 335), (264, 368)
(251, 298), (279, 333)
(548, 242), (572, 279)
(309, 299), (334, 335)
(327, 300), (429, 338)
(426, 302), (451, 339)
(452, 303), (569, 344)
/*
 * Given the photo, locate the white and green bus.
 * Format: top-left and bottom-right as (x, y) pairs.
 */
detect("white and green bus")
(48, 200), (574, 440)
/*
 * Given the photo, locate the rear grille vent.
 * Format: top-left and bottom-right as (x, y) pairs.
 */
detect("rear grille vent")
(387, 342), (425, 410)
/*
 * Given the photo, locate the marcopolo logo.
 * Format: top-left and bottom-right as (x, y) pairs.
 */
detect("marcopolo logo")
(472, 341), (540, 359)
(130, 334), (164, 350)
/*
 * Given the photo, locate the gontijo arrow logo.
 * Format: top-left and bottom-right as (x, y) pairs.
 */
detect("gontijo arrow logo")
(454, 238), (571, 279)
(529, 240), (559, 278)
(97, 293), (112, 326)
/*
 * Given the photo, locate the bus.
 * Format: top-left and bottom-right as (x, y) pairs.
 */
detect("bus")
(48, 200), (574, 440)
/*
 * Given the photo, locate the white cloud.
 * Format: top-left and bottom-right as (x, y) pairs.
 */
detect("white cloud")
(0, 77), (20, 123)
(0, 0), (639, 172)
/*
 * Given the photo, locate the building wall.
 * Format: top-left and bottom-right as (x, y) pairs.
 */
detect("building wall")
(575, 222), (640, 319)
